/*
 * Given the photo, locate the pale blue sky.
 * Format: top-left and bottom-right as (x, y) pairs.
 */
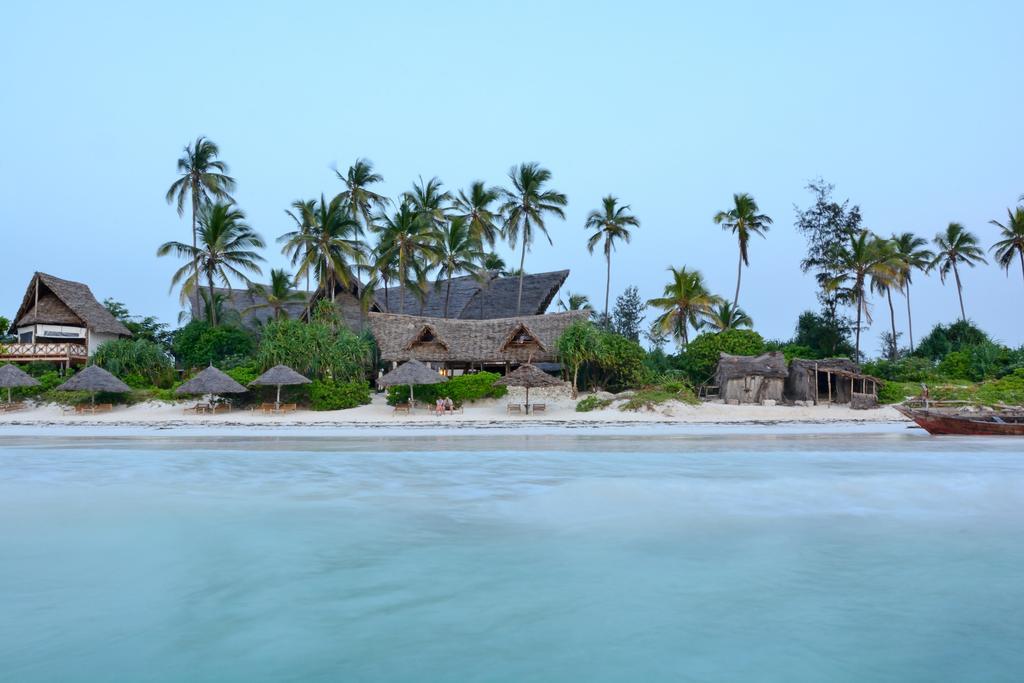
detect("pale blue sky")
(2, 1), (1021, 353)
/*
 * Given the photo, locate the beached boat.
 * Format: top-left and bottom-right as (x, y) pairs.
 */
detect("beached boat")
(895, 404), (1024, 436)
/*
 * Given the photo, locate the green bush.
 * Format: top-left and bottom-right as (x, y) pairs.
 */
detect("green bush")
(862, 356), (935, 383)
(593, 331), (648, 392)
(171, 321), (254, 370)
(309, 379), (372, 411)
(10, 369), (64, 400)
(256, 319), (370, 382)
(576, 395), (612, 412)
(91, 338), (175, 387)
(936, 350), (972, 380)
(386, 371), (507, 406)
(225, 361), (261, 387)
(877, 381), (922, 404)
(619, 380), (699, 412)
(679, 329), (766, 384)
(913, 320), (990, 361)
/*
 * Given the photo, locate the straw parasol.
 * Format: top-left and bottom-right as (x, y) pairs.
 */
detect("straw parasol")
(250, 365), (311, 408)
(0, 364), (40, 404)
(175, 366), (248, 400)
(378, 360), (446, 403)
(493, 364), (563, 408)
(56, 365), (131, 405)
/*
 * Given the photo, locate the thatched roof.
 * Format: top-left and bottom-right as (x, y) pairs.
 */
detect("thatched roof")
(56, 366), (131, 393)
(250, 365), (311, 387)
(493, 364), (563, 388)
(378, 360), (447, 387)
(175, 366), (248, 396)
(789, 357), (860, 374)
(0, 364), (40, 389)
(9, 273), (131, 336)
(716, 352), (788, 383)
(369, 311), (588, 364)
(374, 270), (570, 319)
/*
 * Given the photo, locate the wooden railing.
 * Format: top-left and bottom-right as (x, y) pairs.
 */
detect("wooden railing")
(0, 342), (88, 361)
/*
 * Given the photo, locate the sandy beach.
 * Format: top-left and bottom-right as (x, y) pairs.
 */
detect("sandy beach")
(0, 393), (904, 430)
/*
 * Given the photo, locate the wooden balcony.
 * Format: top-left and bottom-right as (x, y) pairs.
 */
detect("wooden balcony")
(0, 342), (88, 363)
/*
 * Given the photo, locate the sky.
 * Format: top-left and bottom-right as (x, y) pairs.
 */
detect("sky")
(1, 1), (1022, 354)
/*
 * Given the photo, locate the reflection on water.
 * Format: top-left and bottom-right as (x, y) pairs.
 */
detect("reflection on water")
(1, 432), (1022, 683)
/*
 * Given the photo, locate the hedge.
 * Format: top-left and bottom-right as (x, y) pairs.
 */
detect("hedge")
(386, 371), (507, 405)
(309, 379), (372, 411)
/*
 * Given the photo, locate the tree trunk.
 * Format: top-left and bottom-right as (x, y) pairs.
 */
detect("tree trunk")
(208, 270), (217, 327)
(516, 239), (526, 316)
(604, 248), (611, 320)
(444, 279), (452, 318)
(399, 252), (406, 315)
(191, 187), (200, 320)
(855, 292), (862, 361)
(905, 284), (915, 353)
(383, 280), (390, 312)
(887, 288), (897, 360)
(734, 249), (743, 308)
(953, 261), (966, 321)
(1019, 249), (1024, 286)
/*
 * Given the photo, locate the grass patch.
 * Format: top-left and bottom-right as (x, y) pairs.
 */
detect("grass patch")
(618, 380), (699, 412)
(576, 395), (613, 412)
(877, 369), (1024, 407)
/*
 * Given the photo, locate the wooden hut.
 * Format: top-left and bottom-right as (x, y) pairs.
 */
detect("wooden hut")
(3, 272), (131, 367)
(715, 352), (788, 404)
(785, 358), (881, 408)
(368, 310), (587, 373)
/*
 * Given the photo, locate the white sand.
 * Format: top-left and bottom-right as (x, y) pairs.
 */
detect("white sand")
(0, 393), (904, 430)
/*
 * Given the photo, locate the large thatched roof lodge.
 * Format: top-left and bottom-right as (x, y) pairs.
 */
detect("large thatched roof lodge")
(195, 270), (571, 330)
(369, 310), (588, 372)
(2, 272), (131, 368)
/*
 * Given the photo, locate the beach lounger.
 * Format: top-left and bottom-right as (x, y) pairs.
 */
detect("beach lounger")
(211, 403), (232, 414)
(184, 403), (210, 414)
(0, 402), (26, 413)
(532, 403), (547, 414)
(259, 402), (276, 414)
(393, 403), (411, 414)
(507, 403), (523, 414)
(278, 403), (297, 414)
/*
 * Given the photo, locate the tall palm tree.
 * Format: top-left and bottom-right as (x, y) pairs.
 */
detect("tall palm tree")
(713, 193), (773, 308)
(891, 232), (934, 353)
(164, 137), (236, 314)
(403, 176), (451, 229)
(453, 181), (503, 247)
(868, 238), (902, 360)
(825, 230), (898, 360)
(278, 194), (365, 303)
(245, 268), (306, 321)
(930, 222), (987, 322)
(647, 267), (720, 347)
(375, 203), (439, 314)
(704, 301), (752, 332)
(989, 207), (1024, 285)
(433, 216), (485, 317)
(336, 158), (389, 234)
(585, 195), (640, 319)
(280, 199), (317, 293)
(499, 162), (568, 315)
(157, 202), (265, 326)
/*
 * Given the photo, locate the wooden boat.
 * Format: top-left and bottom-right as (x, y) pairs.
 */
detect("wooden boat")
(894, 404), (1024, 436)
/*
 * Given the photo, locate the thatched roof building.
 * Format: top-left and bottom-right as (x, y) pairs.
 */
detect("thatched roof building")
(369, 310), (587, 369)
(786, 358), (880, 407)
(715, 352), (788, 404)
(3, 273), (131, 366)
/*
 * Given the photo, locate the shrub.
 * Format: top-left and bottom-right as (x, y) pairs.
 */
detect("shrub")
(593, 330), (648, 392)
(10, 369), (64, 400)
(256, 319), (370, 382)
(309, 379), (371, 411)
(91, 338), (175, 387)
(913, 320), (990, 361)
(386, 371), (507, 406)
(936, 350), (972, 380)
(862, 356), (935, 383)
(172, 321), (254, 369)
(619, 380), (699, 412)
(679, 329), (766, 384)
(576, 395), (612, 412)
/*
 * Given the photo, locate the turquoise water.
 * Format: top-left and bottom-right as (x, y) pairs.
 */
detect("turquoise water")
(1, 430), (1022, 682)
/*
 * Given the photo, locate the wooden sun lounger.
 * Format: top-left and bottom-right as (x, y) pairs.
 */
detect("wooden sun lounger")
(393, 403), (411, 414)
(532, 403), (547, 414)
(258, 402), (276, 414)
(278, 403), (297, 414)
(507, 403), (523, 414)
(184, 403), (211, 414)
(75, 404), (113, 415)
(211, 403), (232, 414)
(0, 402), (26, 413)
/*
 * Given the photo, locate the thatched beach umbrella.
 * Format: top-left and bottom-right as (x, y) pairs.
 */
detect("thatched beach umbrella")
(493, 364), (563, 408)
(175, 366), (248, 400)
(378, 360), (446, 403)
(0, 364), (40, 404)
(250, 365), (311, 408)
(56, 365), (131, 406)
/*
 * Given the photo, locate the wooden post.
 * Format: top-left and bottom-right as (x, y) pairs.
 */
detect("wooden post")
(814, 364), (819, 405)
(826, 370), (832, 408)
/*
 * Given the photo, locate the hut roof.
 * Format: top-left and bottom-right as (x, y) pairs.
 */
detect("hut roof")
(716, 352), (788, 382)
(175, 366), (248, 396)
(250, 365), (311, 387)
(374, 270), (570, 319)
(10, 273), (131, 336)
(789, 357), (860, 374)
(378, 360), (447, 387)
(0, 364), (41, 388)
(493, 364), (563, 388)
(369, 311), (588, 364)
(56, 365), (131, 393)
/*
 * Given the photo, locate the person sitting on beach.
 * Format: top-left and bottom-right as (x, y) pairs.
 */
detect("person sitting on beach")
(444, 397), (454, 414)
(435, 398), (445, 415)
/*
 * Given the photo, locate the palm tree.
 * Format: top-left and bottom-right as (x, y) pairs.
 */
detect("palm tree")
(280, 199), (317, 293)
(482, 252), (508, 275)
(165, 137), (236, 314)
(336, 158), (389, 234)
(157, 202), (265, 326)
(704, 301), (752, 332)
(245, 268), (306, 321)
(990, 207), (1024, 285)
(891, 232), (934, 353)
(713, 193), (773, 308)
(647, 267), (720, 347)
(499, 163), (568, 315)
(930, 222), (987, 322)
(375, 203), (438, 314)
(585, 195), (640, 319)
(278, 194), (365, 303)
(868, 238), (902, 360)
(404, 176), (451, 229)
(453, 181), (503, 247)
(825, 230), (898, 360)
(557, 292), (592, 312)
(433, 216), (485, 317)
